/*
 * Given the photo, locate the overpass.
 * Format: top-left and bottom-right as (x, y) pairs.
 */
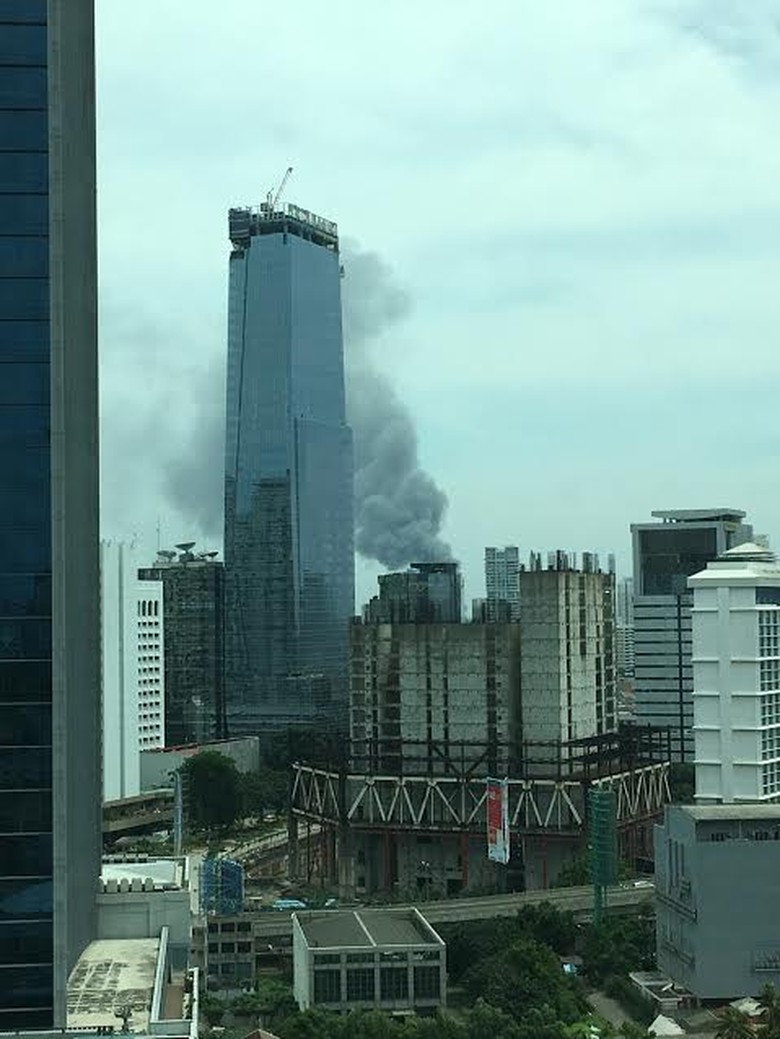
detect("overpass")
(244, 883), (654, 942)
(103, 789), (174, 838)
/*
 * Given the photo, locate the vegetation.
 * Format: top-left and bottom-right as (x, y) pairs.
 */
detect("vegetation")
(580, 903), (656, 984)
(669, 763), (694, 804)
(202, 977), (297, 1031)
(180, 750), (242, 833)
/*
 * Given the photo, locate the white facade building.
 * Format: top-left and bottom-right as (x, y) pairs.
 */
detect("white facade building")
(518, 553), (616, 759)
(485, 546), (520, 621)
(631, 509), (752, 763)
(689, 542), (780, 804)
(101, 542), (165, 801)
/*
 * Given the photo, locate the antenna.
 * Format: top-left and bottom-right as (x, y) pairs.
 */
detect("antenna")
(266, 166), (293, 215)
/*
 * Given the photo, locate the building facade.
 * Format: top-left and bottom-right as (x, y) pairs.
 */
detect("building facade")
(655, 804), (780, 999)
(485, 546), (520, 622)
(139, 545), (225, 746)
(223, 202), (354, 734)
(688, 542), (780, 804)
(631, 509), (752, 762)
(364, 562), (462, 624)
(518, 552), (616, 755)
(350, 621), (521, 775)
(0, 1), (101, 1026)
(292, 908), (446, 1015)
(101, 542), (165, 801)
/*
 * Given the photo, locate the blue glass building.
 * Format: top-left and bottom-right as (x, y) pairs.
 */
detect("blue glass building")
(224, 202), (354, 734)
(0, 1), (100, 1026)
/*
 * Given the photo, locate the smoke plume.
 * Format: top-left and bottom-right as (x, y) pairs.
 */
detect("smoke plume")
(342, 245), (452, 569)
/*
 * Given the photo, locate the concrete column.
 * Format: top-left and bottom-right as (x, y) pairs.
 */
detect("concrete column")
(287, 813), (299, 881)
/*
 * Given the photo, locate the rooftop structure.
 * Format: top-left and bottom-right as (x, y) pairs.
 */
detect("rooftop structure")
(292, 909), (445, 1014)
(364, 563), (462, 624)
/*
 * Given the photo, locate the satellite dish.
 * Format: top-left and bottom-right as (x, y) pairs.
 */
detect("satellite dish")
(175, 542), (196, 553)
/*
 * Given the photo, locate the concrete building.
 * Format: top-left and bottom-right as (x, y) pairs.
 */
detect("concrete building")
(292, 908), (446, 1015)
(518, 551), (616, 757)
(350, 621), (521, 775)
(655, 804), (780, 999)
(139, 544), (225, 745)
(688, 542), (780, 804)
(102, 542), (165, 801)
(631, 509), (753, 762)
(224, 200), (353, 735)
(140, 736), (261, 792)
(485, 546), (520, 622)
(364, 562), (463, 624)
(0, 1), (101, 1026)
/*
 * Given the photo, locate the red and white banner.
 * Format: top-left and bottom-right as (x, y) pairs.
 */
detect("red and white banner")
(486, 776), (510, 864)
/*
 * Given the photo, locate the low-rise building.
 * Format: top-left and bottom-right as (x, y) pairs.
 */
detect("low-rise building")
(655, 803), (780, 998)
(292, 908), (446, 1015)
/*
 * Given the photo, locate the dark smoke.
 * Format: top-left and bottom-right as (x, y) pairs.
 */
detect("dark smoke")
(342, 245), (452, 569)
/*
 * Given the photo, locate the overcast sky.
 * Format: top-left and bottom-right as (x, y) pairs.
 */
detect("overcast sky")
(96, 0), (780, 607)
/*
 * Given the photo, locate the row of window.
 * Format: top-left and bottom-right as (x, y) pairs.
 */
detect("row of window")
(312, 965), (440, 1004)
(759, 611), (780, 658)
(763, 761), (780, 796)
(762, 694), (780, 727)
(760, 661), (780, 693)
(762, 727), (780, 761)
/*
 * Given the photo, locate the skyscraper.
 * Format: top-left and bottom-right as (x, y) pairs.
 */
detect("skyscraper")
(0, 1), (100, 1026)
(140, 543), (226, 745)
(485, 546), (520, 621)
(224, 202), (354, 734)
(631, 509), (752, 763)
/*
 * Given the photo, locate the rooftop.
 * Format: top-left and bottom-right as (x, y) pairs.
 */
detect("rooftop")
(67, 938), (159, 1030)
(295, 908), (443, 950)
(101, 858), (182, 890)
(649, 509), (747, 522)
(683, 804), (780, 821)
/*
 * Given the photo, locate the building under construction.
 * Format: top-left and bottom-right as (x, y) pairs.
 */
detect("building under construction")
(289, 553), (670, 895)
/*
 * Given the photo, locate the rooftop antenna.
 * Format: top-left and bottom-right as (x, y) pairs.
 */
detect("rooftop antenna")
(266, 166), (293, 216)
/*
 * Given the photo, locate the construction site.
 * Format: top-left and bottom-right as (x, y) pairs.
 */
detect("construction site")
(289, 726), (671, 897)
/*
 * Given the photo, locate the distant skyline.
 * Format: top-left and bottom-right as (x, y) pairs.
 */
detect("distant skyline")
(97, 1), (780, 607)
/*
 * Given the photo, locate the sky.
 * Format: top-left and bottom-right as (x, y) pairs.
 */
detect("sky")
(96, 0), (780, 608)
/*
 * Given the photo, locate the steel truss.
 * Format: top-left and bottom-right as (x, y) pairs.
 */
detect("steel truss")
(291, 760), (670, 835)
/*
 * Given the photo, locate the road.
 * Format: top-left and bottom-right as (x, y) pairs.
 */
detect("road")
(249, 883), (653, 939)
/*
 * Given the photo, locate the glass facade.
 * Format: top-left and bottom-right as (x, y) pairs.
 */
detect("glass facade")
(0, 0), (54, 1026)
(224, 208), (354, 733)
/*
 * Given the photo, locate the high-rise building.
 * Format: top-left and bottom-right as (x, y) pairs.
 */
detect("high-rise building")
(518, 551), (616, 759)
(101, 543), (165, 801)
(0, 1), (100, 1026)
(363, 562), (462, 624)
(688, 541), (780, 804)
(223, 202), (354, 734)
(631, 509), (752, 762)
(139, 544), (225, 745)
(485, 546), (520, 621)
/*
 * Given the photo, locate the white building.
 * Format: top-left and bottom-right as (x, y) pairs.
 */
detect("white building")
(101, 542), (165, 801)
(518, 552), (616, 758)
(689, 542), (780, 803)
(485, 546), (520, 621)
(631, 509), (752, 762)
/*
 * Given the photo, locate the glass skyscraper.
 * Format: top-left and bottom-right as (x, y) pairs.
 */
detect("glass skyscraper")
(0, 1), (100, 1026)
(224, 202), (354, 734)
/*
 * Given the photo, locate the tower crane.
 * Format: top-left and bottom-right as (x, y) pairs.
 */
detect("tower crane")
(266, 166), (293, 216)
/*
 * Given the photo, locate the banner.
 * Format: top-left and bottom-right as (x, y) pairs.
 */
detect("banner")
(486, 776), (510, 864)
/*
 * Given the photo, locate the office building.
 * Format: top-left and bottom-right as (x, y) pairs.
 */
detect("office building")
(0, 1), (100, 1026)
(655, 804), (780, 999)
(518, 551), (616, 756)
(292, 908), (446, 1014)
(224, 201), (354, 734)
(688, 541), (780, 804)
(363, 562), (462, 624)
(485, 545), (520, 621)
(631, 509), (752, 762)
(101, 542), (165, 801)
(139, 544), (225, 745)
(350, 620), (521, 774)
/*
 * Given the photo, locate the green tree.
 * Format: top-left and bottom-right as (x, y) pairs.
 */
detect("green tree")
(714, 1007), (753, 1039)
(180, 750), (242, 832)
(758, 983), (780, 1038)
(581, 906), (656, 984)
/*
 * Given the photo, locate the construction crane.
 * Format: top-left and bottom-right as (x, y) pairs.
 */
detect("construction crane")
(265, 166), (293, 216)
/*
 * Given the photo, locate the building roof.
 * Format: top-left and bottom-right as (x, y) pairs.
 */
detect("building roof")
(684, 804), (780, 821)
(67, 937), (159, 1029)
(101, 857), (184, 890)
(649, 509), (746, 522)
(295, 908), (443, 950)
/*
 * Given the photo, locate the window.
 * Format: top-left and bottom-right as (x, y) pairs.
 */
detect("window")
(761, 662), (780, 693)
(763, 729), (780, 761)
(764, 761), (780, 796)
(380, 966), (408, 1001)
(760, 611), (780, 658)
(221, 942), (234, 954)
(412, 950), (440, 962)
(346, 968), (374, 1002)
(314, 953), (340, 965)
(237, 941), (251, 954)
(313, 969), (341, 1004)
(207, 943), (218, 954)
(414, 965), (440, 1000)
(763, 694), (780, 727)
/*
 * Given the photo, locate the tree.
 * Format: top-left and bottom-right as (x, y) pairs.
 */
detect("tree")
(180, 750), (242, 832)
(714, 1007), (753, 1039)
(759, 983), (780, 1038)
(581, 906), (656, 984)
